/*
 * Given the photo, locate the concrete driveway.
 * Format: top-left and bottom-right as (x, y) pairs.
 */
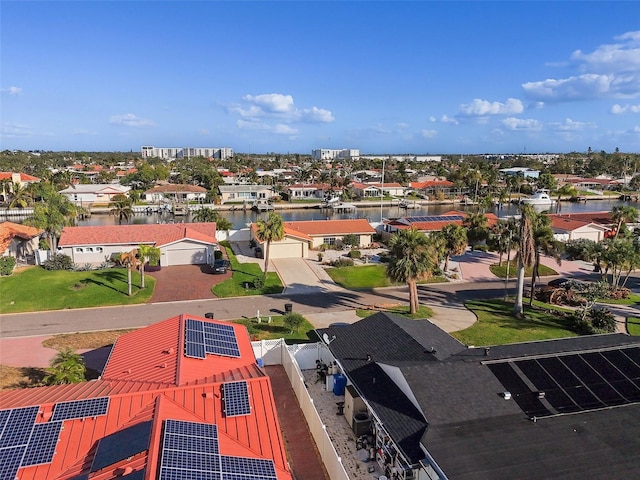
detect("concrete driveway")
(271, 258), (342, 295)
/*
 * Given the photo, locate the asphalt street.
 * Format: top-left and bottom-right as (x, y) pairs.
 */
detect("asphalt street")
(0, 281), (515, 338)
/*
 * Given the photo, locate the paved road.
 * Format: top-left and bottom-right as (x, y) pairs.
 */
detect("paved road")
(0, 281), (510, 338)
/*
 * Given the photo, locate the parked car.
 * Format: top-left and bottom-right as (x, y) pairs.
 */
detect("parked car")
(211, 258), (230, 274)
(254, 246), (263, 258)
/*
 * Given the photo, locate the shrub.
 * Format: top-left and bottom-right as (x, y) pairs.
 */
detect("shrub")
(252, 276), (265, 290)
(214, 250), (223, 260)
(571, 308), (617, 335)
(42, 254), (74, 271)
(283, 312), (305, 333)
(348, 250), (361, 259)
(317, 252), (324, 262)
(0, 256), (16, 275)
(331, 258), (354, 267)
(342, 234), (360, 248)
(472, 244), (489, 252)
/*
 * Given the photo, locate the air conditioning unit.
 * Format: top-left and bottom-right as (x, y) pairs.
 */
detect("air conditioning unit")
(353, 411), (372, 436)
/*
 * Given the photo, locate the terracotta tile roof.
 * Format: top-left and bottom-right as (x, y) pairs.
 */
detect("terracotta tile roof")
(410, 180), (454, 189)
(0, 221), (43, 255)
(0, 314), (292, 480)
(58, 223), (218, 248)
(284, 219), (376, 236)
(547, 212), (613, 225)
(0, 172), (41, 182)
(144, 184), (207, 194)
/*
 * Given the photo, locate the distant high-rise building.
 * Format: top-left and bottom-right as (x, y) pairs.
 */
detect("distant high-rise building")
(141, 146), (233, 160)
(311, 148), (360, 161)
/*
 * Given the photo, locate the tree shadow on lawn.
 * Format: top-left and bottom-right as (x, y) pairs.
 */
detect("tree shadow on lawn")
(471, 301), (575, 331)
(85, 270), (139, 294)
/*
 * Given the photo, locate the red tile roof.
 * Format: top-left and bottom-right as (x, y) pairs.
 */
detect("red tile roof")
(0, 221), (43, 255)
(547, 212), (613, 225)
(549, 216), (609, 232)
(58, 223), (218, 248)
(0, 314), (292, 480)
(410, 180), (454, 189)
(284, 219), (376, 236)
(0, 172), (41, 182)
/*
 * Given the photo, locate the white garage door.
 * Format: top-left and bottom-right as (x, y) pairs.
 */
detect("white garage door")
(167, 247), (208, 265)
(269, 242), (304, 259)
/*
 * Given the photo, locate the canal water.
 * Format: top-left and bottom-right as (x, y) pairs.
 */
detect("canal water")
(2, 198), (634, 230)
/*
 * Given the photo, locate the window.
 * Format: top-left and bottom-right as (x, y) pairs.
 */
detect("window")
(85, 247), (93, 253)
(75, 247), (84, 253)
(95, 247), (103, 253)
(323, 237), (336, 245)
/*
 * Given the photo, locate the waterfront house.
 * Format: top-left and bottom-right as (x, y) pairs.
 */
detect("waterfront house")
(549, 215), (610, 242)
(0, 221), (43, 265)
(285, 183), (342, 201)
(350, 182), (406, 198)
(57, 223), (218, 266)
(143, 184), (207, 203)
(59, 184), (130, 207)
(0, 172), (41, 202)
(218, 184), (275, 204)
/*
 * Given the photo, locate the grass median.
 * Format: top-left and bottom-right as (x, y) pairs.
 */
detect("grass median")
(326, 264), (447, 290)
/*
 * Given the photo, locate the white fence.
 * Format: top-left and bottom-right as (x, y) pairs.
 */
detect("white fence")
(253, 339), (349, 480)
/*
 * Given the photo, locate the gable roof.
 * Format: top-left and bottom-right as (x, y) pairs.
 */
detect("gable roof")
(143, 184), (206, 194)
(0, 221), (43, 255)
(283, 219), (376, 236)
(318, 314), (640, 478)
(59, 184), (130, 195)
(0, 314), (292, 480)
(549, 216), (610, 233)
(409, 180), (454, 189)
(58, 223), (218, 248)
(0, 172), (41, 182)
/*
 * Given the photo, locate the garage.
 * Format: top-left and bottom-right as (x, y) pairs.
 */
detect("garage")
(162, 241), (211, 266)
(268, 240), (308, 259)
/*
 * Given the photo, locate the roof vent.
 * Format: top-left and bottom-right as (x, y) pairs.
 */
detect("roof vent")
(503, 391), (512, 400)
(484, 347), (490, 357)
(537, 391), (546, 399)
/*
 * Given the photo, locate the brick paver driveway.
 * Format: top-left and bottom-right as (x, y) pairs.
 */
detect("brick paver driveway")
(146, 264), (229, 302)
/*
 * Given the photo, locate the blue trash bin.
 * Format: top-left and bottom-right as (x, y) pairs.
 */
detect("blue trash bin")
(333, 374), (347, 396)
(257, 358), (264, 368)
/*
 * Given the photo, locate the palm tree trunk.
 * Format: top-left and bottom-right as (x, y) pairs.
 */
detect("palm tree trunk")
(264, 240), (271, 277)
(140, 263), (145, 288)
(127, 266), (132, 296)
(529, 253), (539, 307)
(513, 260), (526, 317)
(408, 280), (418, 314)
(444, 254), (450, 272)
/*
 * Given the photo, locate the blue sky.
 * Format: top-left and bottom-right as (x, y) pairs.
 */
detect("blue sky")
(2, 1), (640, 155)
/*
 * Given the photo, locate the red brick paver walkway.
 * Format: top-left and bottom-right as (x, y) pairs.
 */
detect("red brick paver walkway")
(265, 365), (329, 480)
(146, 264), (229, 302)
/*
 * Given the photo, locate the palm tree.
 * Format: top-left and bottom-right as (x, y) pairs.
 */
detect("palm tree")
(611, 205), (639, 239)
(514, 204), (536, 317)
(554, 184), (578, 213)
(255, 212), (285, 275)
(23, 191), (78, 253)
(138, 244), (160, 288)
(44, 348), (86, 385)
(118, 249), (140, 296)
(489, 219), (518, 266)
(109, 194), (134, 225)
(8, 182), (32, 208)
(193, 206), (218, 222)
(386, 227), (435, 314)
(463, 212), (488, 247)
(437, 224), (468, 272)
(528, 213), (563, 305)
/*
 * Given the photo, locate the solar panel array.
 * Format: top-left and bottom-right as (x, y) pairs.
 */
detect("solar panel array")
(184, 318), (241, 360)
(223, 381), (251, 417)
(51, 397), (109, 421)
(90, 420), (152, 473)
(0, 406), (62, 479)
(0, 397), (111, 478)
(159, 419), (277, 480)
(405, 215), (465, 223)
(489, 346), (640, 418)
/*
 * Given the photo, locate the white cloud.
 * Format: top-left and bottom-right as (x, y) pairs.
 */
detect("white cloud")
(421, 129), (437, 138)
(1, 122), (32, 137)
(243, 93), (294, 113)
(1, 86), (22, 96)
(522, 30), (640, 102)
(440, 115), (459, 125)
(458, 98), (524, 116)
(611, 103), (640, 114)
(198, 128), (210, 135)
(549, 118), (596, 131)
(230, 93), (334, 124)
(428, 116), (436, 122)
(236, 119), (298, 135)
(300, 106), (334, 123)
(501, 117), (543, 131)
(109, 113), (154, 127)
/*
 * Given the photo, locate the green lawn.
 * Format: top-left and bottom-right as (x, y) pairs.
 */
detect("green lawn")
(0, 267), (155, 313)
(451, 299), (577, 346)
(489, 261), (557, 279)
(627, 317), (640, 336)
(356, 304), (434, 319)
(212, 243), (283, 297)
(326, 264), (446, 289)
(596, 293), (640, 305)
(232, 315), (317, 343)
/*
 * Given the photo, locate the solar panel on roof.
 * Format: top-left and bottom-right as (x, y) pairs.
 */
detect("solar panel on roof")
(223, 381), (251, 417)
(405, 215), (464, 223)
(185, 319), (241, 359)
(21, 421), (63, 467)
(160, 420), (221, 480)
(90, 421), (152, 473)
(0, 409), (11, 438)
(0, 445), (26, 480)
(220, 455), (277, 478)
(51, 397), (109, 421)
(0, 406), (39, 448)
(185, 318), (204, 331)
(185, 341), (206, 359)
(164, 419), (218, 439)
